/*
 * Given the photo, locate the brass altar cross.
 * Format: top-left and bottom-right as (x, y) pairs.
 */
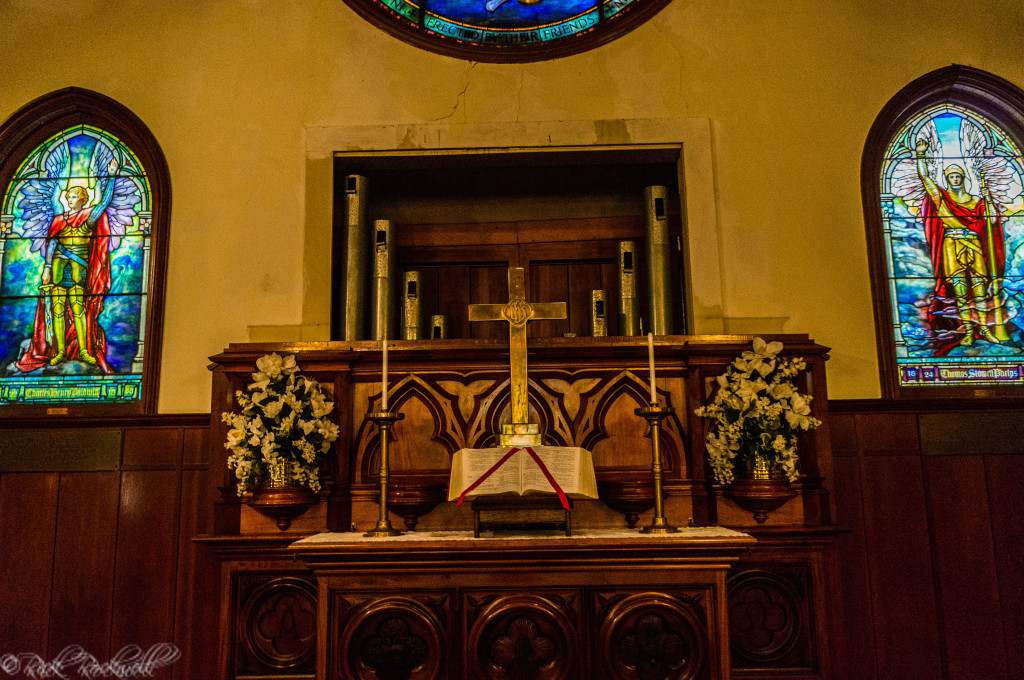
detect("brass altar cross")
(468, 267), (567, 446)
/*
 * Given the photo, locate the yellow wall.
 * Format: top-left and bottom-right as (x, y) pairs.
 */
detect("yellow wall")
(2, 0), (1022, 411)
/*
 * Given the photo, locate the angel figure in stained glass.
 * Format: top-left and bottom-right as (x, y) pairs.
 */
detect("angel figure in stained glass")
(890, 117), (1018, 355)
(13, 138), (139, 373)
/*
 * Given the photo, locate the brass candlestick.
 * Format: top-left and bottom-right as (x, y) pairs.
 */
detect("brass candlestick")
(364, 410), (405, 537)
(635, 404), (679, 534)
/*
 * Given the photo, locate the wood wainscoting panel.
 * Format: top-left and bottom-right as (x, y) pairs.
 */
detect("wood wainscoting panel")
(0, 416), (210, 680)
(110, 470), (181, 667)
(48, 471), (121, 659)
(182, 426), (210, 467)
(859, 456), (942, 680)
(853, 412), (920, 456)
(123, 427), (182, 468)
(828, 457), (876, 680)
(827, 413), (858, 458)
(0, 472), (60, 658)
(985, 455), (1024, 676)
(924, 455), (1008, 680)
(174, 468), (221, 680)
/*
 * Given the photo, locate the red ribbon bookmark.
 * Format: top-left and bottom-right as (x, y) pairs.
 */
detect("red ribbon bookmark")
(457, 446), (570, 511)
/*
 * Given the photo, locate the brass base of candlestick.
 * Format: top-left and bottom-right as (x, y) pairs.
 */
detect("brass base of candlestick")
(639, 519), (680, 534)
(364, 410), (405, 538)
(636, 404), (679, 534)
(364, 526), (404, 538)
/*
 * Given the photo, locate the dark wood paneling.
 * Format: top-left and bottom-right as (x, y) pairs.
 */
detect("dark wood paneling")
(829, 458), (876, 680)
(529, 261), (569, 338)
(984, 456), (1024, 678)
(566, 261), (604, 338)
(400, 220), (518, 248)
(0, 419), (208, 679)
(854, 412), (920, 455)
(0, 428), (122, 471)
(0, 472), (60, 657)
(830, 401), (1024, 680)
(919, 412), (1024, 455)
(397, 219), (642, 342)
(123, 427), (182, 468)
(174, 468), (221, 680)
(517, 215), (645, 244)
(471, 265), (515, 340)
(828, 413), (858, 457)
(110, 470), (180, 671)
(182, 426), (210, 467)
(859, 456), (942, 679)
(436, 265), (469, 339)
(48, 471), (120, 658)
(924, 456), (1008, 680)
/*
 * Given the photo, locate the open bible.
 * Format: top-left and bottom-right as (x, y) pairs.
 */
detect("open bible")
(447, 446), (598, 502)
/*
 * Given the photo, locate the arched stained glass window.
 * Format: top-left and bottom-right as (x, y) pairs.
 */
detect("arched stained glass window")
(342, 0), (670, 62)
(865, 67), (1024, 396)
(0, 89), (169, 414)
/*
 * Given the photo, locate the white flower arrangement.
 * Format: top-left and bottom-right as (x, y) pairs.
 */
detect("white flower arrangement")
(694, 338), (821, 486)
(222, 353), (339, 496)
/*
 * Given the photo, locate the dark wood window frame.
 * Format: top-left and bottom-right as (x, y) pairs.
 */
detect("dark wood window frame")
(862, 65), (1024, 399)
(0, 87), (171, 416)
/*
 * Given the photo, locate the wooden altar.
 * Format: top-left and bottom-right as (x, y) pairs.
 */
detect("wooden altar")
(199, 335), (840, 680)
(290, 529), (755, 679)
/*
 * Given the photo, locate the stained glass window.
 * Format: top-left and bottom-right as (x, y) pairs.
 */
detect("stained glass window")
(343, 0), (669, 61)
(879, 104), (1024, 388)
(0, 125), (152, 406)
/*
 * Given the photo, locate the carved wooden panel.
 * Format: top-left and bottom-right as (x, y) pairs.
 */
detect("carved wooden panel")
(210, 336), (833, 531)
(234, 574), (317, 677)
(464, 592), (579, 680)
(595, 590), (709, 680)
(354, 368), (686, 482)
(727, 566), (812, 670)
(333, 593), (449, 680)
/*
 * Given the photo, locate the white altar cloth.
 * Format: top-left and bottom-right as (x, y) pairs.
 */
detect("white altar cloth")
(292, 526), (751, 545)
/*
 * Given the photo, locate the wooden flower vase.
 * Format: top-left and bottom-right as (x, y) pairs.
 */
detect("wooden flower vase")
(386, 476), (448, 531)
(723, 477), (797, 524)
(248, 484), (319, 531)
(598, 477), (655, 529)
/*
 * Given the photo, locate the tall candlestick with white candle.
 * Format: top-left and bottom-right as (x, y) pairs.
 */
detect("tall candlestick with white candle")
(381, 340), (388, 411)
(647, 332), (657, 405)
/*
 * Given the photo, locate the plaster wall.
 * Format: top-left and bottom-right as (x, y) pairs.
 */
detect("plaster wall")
(1, 0), (1022, 410)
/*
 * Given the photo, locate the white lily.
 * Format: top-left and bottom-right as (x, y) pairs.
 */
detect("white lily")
(694, 338), (818, 486)
(263, 399), (284, 419)
(255, 353), (284, 379)
(223, 353), (339, 496)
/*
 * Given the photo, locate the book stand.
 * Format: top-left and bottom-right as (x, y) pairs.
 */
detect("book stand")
(471, 495), (574, 537)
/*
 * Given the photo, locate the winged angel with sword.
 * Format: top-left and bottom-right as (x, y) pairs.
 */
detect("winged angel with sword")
(12, 137), (139, 374)
(889, 115), (1023, 356)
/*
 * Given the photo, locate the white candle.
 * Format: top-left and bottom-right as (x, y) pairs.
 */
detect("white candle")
(647, 332), (657, 405)
(381, 340), (388, 411)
